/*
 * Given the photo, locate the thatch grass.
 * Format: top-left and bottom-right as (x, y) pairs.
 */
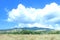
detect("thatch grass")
(0, 34), (60, 40)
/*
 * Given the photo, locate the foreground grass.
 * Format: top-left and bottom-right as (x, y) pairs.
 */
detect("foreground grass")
(0, 34), (60, 40)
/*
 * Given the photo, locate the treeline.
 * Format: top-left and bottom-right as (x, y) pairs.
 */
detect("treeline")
(0, 30), (60, 34)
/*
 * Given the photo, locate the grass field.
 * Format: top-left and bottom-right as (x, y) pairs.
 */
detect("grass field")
(0, 34), (60, 40)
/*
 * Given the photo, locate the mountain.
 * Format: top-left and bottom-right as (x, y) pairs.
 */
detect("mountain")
(0, 27), (54, 31)
(20, 27), (54, 31)
(0, 27), (54, 34)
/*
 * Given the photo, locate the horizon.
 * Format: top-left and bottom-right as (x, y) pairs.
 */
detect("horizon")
(0, 0), (60, 30)
(0, 27), (54, 30)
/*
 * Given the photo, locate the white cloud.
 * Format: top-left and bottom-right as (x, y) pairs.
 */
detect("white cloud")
(7, 2), (60, 29)
(14, 23), (53, 29)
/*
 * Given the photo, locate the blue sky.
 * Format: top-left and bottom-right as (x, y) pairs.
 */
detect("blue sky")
(0, 0), (60, 30)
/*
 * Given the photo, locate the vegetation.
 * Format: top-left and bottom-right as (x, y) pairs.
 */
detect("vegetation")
(0, 29), (60, 34)
(0, 29), (60, 40)
(0, 34), (60, 40)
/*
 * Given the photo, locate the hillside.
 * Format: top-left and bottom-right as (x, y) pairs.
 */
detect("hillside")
(0, 27), (56, 34)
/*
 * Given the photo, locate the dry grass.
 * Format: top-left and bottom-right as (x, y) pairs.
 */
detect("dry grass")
(0, 34), (60, 40)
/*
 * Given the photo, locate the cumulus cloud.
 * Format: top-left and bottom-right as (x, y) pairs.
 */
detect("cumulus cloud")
(7, 2), (60, 29)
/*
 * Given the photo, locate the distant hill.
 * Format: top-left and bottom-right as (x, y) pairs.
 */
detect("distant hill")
(0, 27), (54, 31)
(0, 27), (59, 34)
(20, 27), (54, 31)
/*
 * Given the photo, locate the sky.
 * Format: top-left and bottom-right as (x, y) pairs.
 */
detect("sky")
(0, 0), (60, 30)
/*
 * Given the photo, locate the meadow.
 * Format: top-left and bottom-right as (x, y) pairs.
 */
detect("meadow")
(0, 29), (60, 40)
(0, 34), (60, 40)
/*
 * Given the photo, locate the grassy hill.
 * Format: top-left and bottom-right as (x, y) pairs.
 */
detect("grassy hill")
(0, 28), (60, 40)
(0, 27), (60, 34)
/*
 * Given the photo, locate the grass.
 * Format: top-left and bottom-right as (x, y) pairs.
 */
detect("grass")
(0, 34), (60, 40)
